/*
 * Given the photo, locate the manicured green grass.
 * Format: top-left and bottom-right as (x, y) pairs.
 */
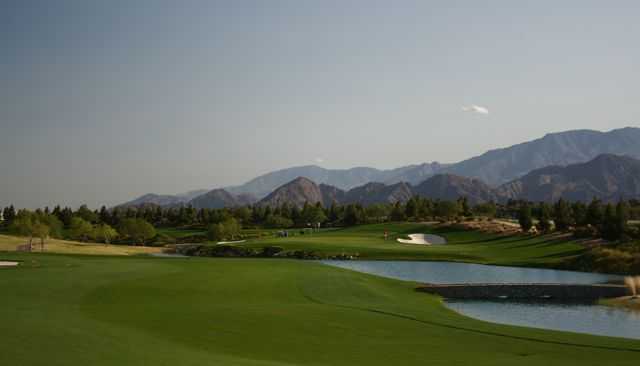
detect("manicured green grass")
(1, 252), (639, 366)
(244, 223), (586, 267)
(156, 227), (206, 238)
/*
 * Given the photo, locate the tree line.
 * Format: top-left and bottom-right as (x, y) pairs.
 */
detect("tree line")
(3, 196), (640, 246)
(517, 199), (634, 241)
(0, 205), (156, 248)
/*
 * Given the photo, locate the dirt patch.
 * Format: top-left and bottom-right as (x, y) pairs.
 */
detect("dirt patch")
(456, 219), (522, 235)
(0, 261), (19, 267)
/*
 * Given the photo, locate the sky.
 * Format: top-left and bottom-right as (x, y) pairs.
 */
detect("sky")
(1, 0), (639, 209)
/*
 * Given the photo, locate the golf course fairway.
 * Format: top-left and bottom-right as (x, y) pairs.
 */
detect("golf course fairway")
(246, 223), (586, 266)
(1, 252), (640, 366)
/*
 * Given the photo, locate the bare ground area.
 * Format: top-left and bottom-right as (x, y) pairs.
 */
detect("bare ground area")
(0, 235), (162, 256)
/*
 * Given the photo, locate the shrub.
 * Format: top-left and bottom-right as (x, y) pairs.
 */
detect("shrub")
(285, 250), (322, 260)
(197, 245), (257, 257)
(260, 246), (284, 257)
(573, 226), (598, 239)
(175, 244), (203, 256)
(118, 218), (156, 245)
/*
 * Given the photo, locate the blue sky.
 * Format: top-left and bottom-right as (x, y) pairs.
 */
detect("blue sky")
(1, 0), (639, 208)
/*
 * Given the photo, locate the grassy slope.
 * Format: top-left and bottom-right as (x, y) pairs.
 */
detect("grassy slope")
(156, 227), (206, 238)
(1, 252), (639, 366)
(0, 234), (161, 256)
(244, 223), (585, 267)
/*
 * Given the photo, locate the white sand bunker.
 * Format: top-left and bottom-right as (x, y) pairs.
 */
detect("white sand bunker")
(397, 234), (446, 245)
(216, 240), (246, 245)
(0, 261), (19, 267)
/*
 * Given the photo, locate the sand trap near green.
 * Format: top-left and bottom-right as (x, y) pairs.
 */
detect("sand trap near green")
(397, 233), (446, 245)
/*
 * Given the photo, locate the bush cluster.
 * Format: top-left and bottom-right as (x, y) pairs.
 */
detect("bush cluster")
(174, 244), (357, 260)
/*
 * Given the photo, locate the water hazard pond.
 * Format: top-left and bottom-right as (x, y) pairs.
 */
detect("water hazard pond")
(321, 260), (640, 340)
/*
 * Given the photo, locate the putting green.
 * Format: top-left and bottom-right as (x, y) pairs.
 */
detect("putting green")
(0, 252), (639, 366)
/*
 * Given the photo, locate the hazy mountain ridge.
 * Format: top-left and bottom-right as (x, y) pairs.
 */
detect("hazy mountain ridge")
(258, 177), (326, 208)
(413, 174), (500, 204)
(259, 154), (640, 207)
(116, 193), (188, 208)
(442, 127), (640, 185)
(118, 127), (640, 208)
(226, 163), (446, 199)
(118, 189), (253, 209)
(258, 174), (495, 208)
(342, 182), (414, 205)
(497, 154), (640, 202)
(258, 179), (415, 208)
(189, 189), (246, 209)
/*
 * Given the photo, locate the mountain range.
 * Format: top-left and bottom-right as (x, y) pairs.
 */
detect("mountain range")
(443, 127), (640, 186)
(225, 162), (446, 198)
(497, 154), (640, 202)
(257, 176), (482, 208)
(118, 127), (640, 208)
(257, 154), (640, 207)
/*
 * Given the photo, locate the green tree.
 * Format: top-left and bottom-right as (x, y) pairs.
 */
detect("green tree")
(75, 204), (98, 223)
(586, 199), (604, 227)
(92, 223), (118, 244)
(327, 203), (339, 223)
(536, 203), (553, 232)
(307, 204), (327, 226)
(458, 197), (471, 217)
(601, 202), (628, 241)
(233, 207), (252, 225)
(58, 207), (74, 228)
(69, 217), (94, 242)
(390, 202), (407, 221)
(518, 204), (533, 232)
(38, 213), (63, 238)
(553, 199), (573, 231)
(32, 221), (50, 251)
(571, 202), (588, 226)
(473, 202), (497, 218)
(207, 223), (226, 241)
(118, 218), (156, 245)
(264, 215), (293, 229)
(365, 204), (388, 223)
(405, 199), (418, 220)
(615, 201), (629, 239)
(601, 203), (618, 240)
(434, 201), (459, 221)
(207, 218), (241, 241)
(343, 204), (363, 226)
(2, 205), (16, 227)
(222, 218), (241, 240)
(9, 210), (36, 249)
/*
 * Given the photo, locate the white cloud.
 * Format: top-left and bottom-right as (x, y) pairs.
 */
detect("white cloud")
(462, 105), (489, 115)
(314, 157), (324, 164)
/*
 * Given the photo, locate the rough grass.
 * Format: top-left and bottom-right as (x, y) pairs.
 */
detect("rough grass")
(0, 234), (161, 256)
(1, 253), (639, 366)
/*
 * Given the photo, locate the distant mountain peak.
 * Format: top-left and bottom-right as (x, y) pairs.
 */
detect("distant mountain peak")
(442, 127), (640, 186)
(497, 154), (640, 202)
(118, 127), (640, 208)
(413, 174), (498, 204)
